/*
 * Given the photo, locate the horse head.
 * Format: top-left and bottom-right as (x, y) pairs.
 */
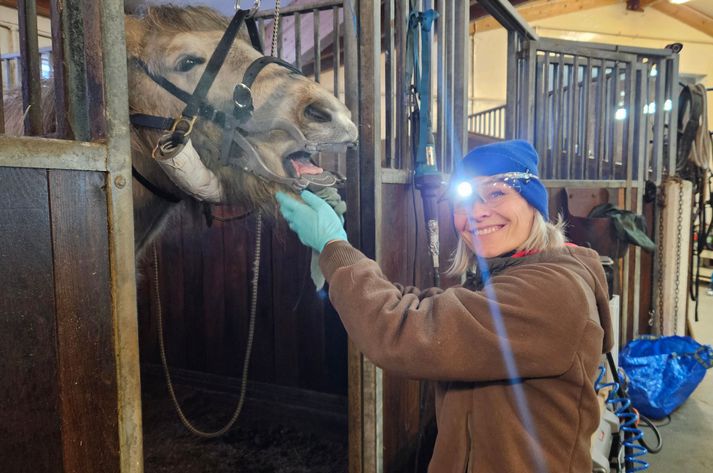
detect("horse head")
(125, 5), (357, 250)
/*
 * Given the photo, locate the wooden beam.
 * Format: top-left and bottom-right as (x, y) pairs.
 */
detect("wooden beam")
(0, 0), (50, 17)
(470, 0), (621, 35)
(653, 1), (713, 38)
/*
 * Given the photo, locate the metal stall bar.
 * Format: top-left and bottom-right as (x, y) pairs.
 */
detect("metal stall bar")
(436, 0), (446, 168)
(453, 0), (469, 162)
(608, 62), (618, 180)
(443, 0), (454, 169)
(294, 13), (302, 70)
(568, 55), (580, 180)
(596, 59), (607, 180)
(651, 58), (665, 183)
(623, 60), (641, 338)
(665, 54), (679, 177)
(384, 0), (394, 168)
(313, 9), (320, 82)
(354, 0), (382, 468)
(17, 0), (42, 135)
(542, 51), (551, 176)
(333, 6), (340, 98)
(553, 53), (564, 178)
(99, 0), (142, 469)
(582, 57), (592, 179)
(396, 0), (409, 170)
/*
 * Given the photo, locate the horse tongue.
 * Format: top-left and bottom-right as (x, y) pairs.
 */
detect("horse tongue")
(291, 157), (324, 176)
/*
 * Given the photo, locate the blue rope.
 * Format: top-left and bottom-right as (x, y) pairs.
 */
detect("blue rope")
(595, 365), (650, 472)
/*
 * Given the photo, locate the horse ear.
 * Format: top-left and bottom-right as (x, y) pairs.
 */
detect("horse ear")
(124, 16), (145, 58)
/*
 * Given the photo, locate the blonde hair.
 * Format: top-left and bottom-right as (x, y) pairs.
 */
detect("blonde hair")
(445, 213), (567, 278)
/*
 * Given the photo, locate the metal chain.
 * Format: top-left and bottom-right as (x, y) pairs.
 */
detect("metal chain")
(271, 0), (281, 57)
(673, 179), (684, 334)
(152, 210), (263, 438)
(654, 181), (666, 334)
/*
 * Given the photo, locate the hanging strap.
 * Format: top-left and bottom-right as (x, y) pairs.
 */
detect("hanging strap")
(405, 4), (439, 173)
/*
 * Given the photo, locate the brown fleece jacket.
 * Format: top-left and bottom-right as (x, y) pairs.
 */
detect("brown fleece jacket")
(320, 241), (613, 473)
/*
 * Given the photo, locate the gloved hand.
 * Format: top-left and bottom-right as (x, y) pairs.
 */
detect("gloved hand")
(276, 190), (347, 253)
(310, 187), (347, 289)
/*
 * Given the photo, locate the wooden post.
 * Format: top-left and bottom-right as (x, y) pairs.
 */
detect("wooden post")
(658, 179), (693, 336)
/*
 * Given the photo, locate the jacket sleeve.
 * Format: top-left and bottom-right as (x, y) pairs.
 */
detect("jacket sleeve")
(320, 241), (598, 382)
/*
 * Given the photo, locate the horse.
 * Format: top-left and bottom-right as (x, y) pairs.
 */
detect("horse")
(3, 5), (358, 256)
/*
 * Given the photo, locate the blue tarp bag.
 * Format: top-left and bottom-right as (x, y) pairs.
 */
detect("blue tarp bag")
(619, 335), (713, 419)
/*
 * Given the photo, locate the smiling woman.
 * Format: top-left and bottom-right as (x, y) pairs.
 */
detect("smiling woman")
(276, 138), (613, 472)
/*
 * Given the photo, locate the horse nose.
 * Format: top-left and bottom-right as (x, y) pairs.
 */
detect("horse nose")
(304, 103), (332, 123)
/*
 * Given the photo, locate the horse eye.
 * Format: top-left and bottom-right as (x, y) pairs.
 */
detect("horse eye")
(175, 55), (205, 72)
(304, 104), (332, 123)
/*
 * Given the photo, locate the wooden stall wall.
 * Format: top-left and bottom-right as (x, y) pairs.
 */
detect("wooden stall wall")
(136, 204), (348, 396)
(0, 167), (121, 473)
(378, 181), (460, 473)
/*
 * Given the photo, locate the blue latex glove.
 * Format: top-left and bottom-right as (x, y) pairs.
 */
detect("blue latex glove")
(276, 190), (347, 253)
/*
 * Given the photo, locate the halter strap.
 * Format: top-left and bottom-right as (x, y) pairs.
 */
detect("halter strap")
(183, 9), (249, 118)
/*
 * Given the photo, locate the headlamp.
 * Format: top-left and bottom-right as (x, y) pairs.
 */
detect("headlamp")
(450, 171), (539, 212)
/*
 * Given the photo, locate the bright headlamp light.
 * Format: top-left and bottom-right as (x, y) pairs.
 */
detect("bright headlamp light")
(455, 181), (473, 198)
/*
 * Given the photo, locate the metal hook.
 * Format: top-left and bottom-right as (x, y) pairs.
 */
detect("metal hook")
(235, 0), (261, 16)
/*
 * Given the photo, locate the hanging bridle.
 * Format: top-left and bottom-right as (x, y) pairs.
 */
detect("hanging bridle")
(130, 7), (345, 195)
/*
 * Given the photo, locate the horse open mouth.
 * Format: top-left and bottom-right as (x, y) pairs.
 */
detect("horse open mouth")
(284, 151), (324, 178)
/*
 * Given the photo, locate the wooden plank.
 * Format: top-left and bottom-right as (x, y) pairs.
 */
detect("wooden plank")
(182, 207), (207, 371)
(248, 213), (276, 384)
(471, 0), (621, 34)
(203, 215), (227, 374)
(49, 169), (119, 473)
(221, 208), (255, 379)
(0, 136), (108, 171)
(653, 2), (713, 38)
(659, 179), (692, 336)
(0, 0), (50, 16)
(0, 167), (63, 472)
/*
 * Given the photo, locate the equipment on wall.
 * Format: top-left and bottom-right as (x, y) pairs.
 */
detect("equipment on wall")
(675, 82), (713, 322)
(407, 1), (441, 288)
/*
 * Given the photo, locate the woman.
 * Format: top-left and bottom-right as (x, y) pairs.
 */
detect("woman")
(276, 140), (613, 473)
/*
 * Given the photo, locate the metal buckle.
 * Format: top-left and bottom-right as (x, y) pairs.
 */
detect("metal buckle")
(233, 83), (254, 110)
(170, 116), (197, 137)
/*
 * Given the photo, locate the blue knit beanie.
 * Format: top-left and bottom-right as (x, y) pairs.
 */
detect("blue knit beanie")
(454, 140), (549, 219)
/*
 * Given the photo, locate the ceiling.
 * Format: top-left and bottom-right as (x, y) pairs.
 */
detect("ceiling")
(1, 0), (711, 38)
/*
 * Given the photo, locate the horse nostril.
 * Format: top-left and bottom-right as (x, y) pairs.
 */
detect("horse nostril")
(304, 104), (332, 123)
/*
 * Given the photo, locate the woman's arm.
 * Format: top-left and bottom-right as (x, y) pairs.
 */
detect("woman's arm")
(320, 241), (601, 382)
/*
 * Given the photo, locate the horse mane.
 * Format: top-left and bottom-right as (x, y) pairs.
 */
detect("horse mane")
(134, 5), (229, 34)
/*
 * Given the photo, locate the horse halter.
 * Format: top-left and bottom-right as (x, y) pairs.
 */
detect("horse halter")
(130, 8), (345, 193)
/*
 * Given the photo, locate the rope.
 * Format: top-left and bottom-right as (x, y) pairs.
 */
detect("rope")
(152, 210), (263, 438)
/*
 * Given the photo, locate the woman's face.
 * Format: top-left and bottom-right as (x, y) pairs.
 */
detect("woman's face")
(452, 178), (537, 258)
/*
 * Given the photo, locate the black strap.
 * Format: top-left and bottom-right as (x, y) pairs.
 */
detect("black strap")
(184, 9), (249, 118)
(130, 113), (175, 131)
(132, 166), (182, 203)
(242, 56), (302, 88)
(132, 60), (229, 129)
(245, 17), (264, 54)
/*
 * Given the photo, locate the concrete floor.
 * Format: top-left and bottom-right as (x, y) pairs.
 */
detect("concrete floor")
(642, 284), (713, 473)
